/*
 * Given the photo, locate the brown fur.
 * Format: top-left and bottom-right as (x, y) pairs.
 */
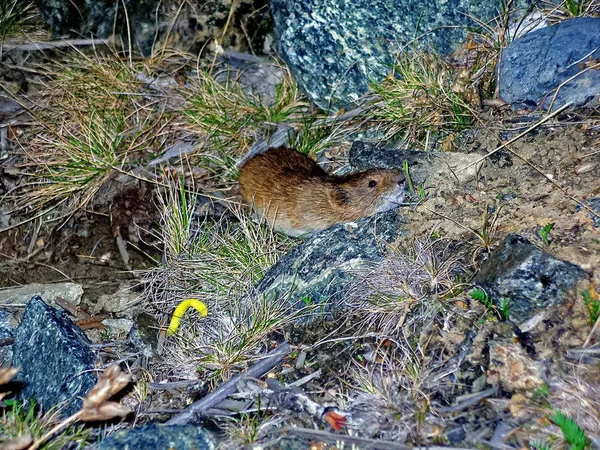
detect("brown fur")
(239, 147), (406, 237)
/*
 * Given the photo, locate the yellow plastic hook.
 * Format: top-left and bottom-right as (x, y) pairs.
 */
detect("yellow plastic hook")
(166, 298), (208, 336)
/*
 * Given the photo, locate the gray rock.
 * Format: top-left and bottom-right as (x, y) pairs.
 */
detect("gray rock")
(488, 340), (545, 390)
(271, 0), (535, 110)
(0, 283), (83, 309)
(97, 423), (216, 450)
(0, 308), (14, 367)
(35, 0), (159, 54)
(215, 51), (285, 107)
(349, 141), (483, 184)
(580, 198), (600, 228)
(498, 17), (600, 110)
(12, 296), (97, 416)
(474, 234), (586, 323)
(256, 209), (407, 315)
(35, 0), (271, 57)
(93, 286), (140, 316)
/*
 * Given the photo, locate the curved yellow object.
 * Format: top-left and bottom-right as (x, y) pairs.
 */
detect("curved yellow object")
(166, 298), (208, 336)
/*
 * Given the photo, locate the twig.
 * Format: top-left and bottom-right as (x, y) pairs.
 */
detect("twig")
(1, 39), (110, 52)
(433, 385), (498, 413)
(166, 341), (290, 425)
(147, 380), (201, 390)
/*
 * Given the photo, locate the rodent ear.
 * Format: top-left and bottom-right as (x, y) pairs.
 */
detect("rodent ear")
(329, 186), (350, 206)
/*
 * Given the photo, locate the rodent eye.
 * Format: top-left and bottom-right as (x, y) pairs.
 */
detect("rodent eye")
(368, 180), (378, 188)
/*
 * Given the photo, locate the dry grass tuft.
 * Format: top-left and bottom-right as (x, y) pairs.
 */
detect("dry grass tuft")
(348, 236), (469, 335)
(8, 48), (172, 219)
(179, 60), (315, 178)
(364, 50), (478, 148)
(143, 177), (300, 384)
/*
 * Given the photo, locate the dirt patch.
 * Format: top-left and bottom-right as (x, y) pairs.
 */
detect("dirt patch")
(404, 122), (600, 280)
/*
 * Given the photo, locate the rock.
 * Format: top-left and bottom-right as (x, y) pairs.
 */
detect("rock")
(93, 286), (140, 316)
(271, 0), (535, 110)
(127, 325), (155, 359)
(349, 141), (483, 184)
(102, 318), (134, 335)
(0, 308), (15, 366)
(0, 283), (83, 309)
(498, 17), (600, 110)
(97, 423), (216, 450)
(446, 426), (466, 445)
(488, 341), (545, 391)
(35, 0), (159, 53)
(12, 296), (97, 415)
(580, 197), (600, 228)
(474, 234), (586, 323)
(214, 51), (285, 106)
(255, 209), (407, 315)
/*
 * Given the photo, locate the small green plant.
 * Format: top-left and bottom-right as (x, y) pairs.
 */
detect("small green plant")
(470, 287), (493, 308)
(470, 288), (510, 320)
(550, 410), (589, 450)
(301, 295), (313, 307)
(581, 290), (600, 324)
(475, 206), (502, 251)
(532, 383), (550, 400)
(539, 223), (554, 245)
(498, 297), (511, 320)
(564, 0), (587, 16)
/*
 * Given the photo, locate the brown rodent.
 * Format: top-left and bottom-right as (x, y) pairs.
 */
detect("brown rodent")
(239, 146), (406, 237)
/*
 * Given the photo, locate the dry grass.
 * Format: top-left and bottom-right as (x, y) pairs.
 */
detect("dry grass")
(6, 48), (172, 219)
(363, 50), (478, 148)
(0, 0), (38, 44)
(143, 177), (303, 385)
(348, 236), (469, 335)
(180, 60), (312, 174)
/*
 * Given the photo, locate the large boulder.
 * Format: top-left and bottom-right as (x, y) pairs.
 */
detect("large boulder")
(271, 0), (535, 110)
(256, 209), (407, 316)
(498, 17), (600, 110)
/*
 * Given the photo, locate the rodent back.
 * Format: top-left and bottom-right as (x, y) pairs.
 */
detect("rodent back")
(238, 147), (325, 210)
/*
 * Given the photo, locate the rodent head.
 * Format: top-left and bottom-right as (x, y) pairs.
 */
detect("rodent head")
(328, 169), (406, 216)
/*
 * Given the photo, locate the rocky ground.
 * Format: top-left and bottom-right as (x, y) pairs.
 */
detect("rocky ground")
(0, 4), (599, 450)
